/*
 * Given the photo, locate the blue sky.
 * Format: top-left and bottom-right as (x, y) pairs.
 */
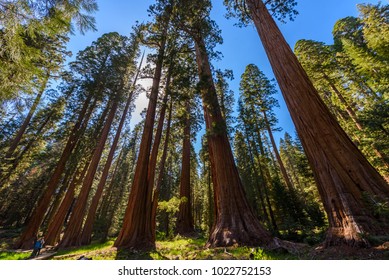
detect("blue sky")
(66, 0), (382, 147)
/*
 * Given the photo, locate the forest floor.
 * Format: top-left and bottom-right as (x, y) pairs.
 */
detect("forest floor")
(1, 229), (389, 260)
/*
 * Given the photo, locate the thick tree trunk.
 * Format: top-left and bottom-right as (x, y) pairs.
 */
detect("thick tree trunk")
(44, 162), (89, 246)
(58, 100), (119, 248)
(323, 75), (389, 173)
(194, 36), (272, 247)
(41, 166), (74, 232)
(114, 16), (169, 250)
(247, 0), (389, 247)
(176, 101), (194, 235)
(15, 94), (94, 249)
(147, 64), (172, 198)
(98, 130), (140, 241)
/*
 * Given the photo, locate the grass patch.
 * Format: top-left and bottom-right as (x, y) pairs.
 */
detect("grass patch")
(53, 240), (114, 259)
(0, 251), (31, 260)
(48, 236), (298, 260)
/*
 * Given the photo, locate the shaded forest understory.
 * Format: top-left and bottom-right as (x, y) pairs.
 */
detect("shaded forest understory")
(1, 0), (389, 259)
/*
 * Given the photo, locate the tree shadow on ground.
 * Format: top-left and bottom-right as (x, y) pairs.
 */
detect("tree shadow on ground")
(115, 248), (167, 260)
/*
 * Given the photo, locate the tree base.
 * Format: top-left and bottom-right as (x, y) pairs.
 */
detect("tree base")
(114, 237), (155, 252)
(324, 227), (371, 248)
(14, 236), (35, 250)
(206, 222), (273, 248)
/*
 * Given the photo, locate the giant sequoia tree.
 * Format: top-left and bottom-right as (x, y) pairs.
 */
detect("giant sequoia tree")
(174, 0), (272, 247)
(225, 0), (389, 246)
(114, 1), (172, 250)
(58, 32), (139, 248)
(294, 39), (389, 177)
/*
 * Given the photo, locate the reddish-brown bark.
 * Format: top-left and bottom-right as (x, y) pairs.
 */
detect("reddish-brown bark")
(114, 16), (170, 250)
(15, 93), (94, 249)
(176, 101), (194, 235)
(323, 75), (389, 173)
(79, 56), (143, 246)
(94, 146), (126, 243)
(58, 100), (118, 248)
(41, 166), (74, 232)
(151, 98), (173, 242)
(247, 0), (389, 246)
(44, 162), (89, 246)
(148, 69), (171, 196)
(194, 36), (272, 247)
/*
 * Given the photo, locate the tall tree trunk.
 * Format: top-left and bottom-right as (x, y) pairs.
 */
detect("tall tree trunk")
(323, 75), (389, 173)
(147, 64), (172, 198)
(41, 165), (74, 232)
(151, 98), (173, 242)
(194, 35), (272, 247)
(98, 148), (125, 243)
(114, 13), (170, 250)
(282, 145), (304, 192)
(5, 74), (49, 159)
(263, 111), (294, 191)
(251, 127), (279, 234)
(206, 158), (213, 233)
(176, 101), (194, 235)
(247, 0), (389, 246)
(44, 161), (89, 246)
(0, 108), (54, 186)
(58, 99), (119, 248)
(98, 129), (140, 242)
(15, 93), (95, 249)
(242, 123), (272, 228)
(79, 56), (143, 245)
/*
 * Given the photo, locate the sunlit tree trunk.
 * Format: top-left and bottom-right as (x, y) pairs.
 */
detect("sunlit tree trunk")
(247, 0), (389, 246)
(114, 15), (170, 250)
(194, 35), (272, 247)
